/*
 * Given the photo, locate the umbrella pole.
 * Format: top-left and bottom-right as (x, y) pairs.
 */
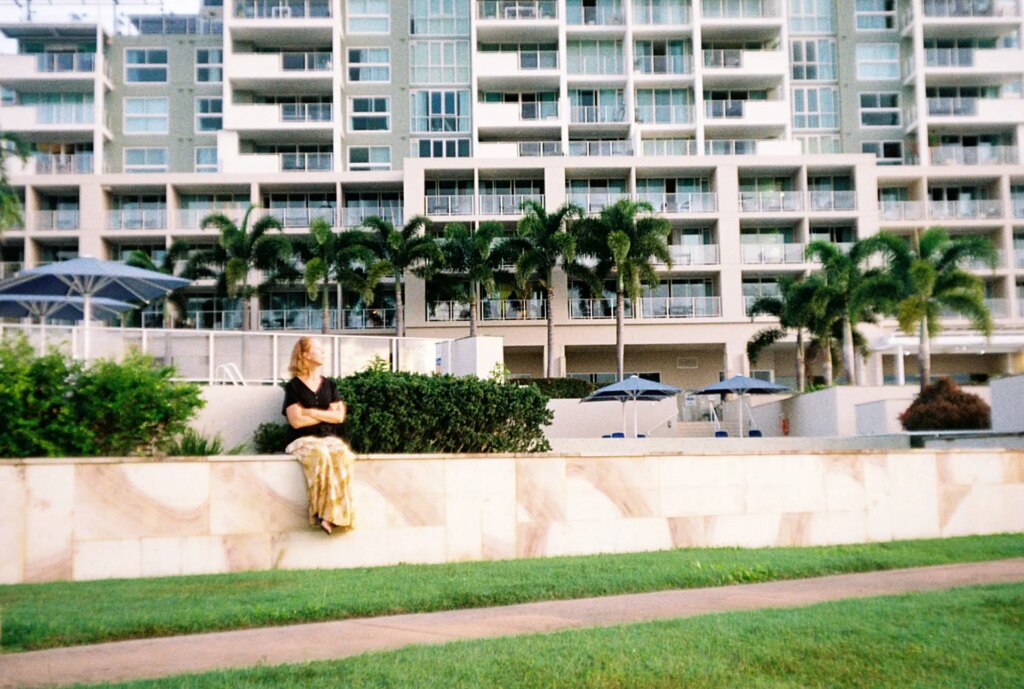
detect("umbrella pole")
(738, 393), (744, 438)
(83, 294), (92, 360)
(621, 400), (626, 436)
(38, 318), (46, 356)
(633, 399), (638, 438)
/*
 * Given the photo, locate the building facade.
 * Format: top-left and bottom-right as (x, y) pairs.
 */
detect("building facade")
(2, 0), (1024, 390)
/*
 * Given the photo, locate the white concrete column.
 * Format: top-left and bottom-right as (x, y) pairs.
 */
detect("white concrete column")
(895, 346), (906, 386)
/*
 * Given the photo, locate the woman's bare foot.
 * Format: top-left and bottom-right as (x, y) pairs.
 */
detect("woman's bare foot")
(320, 518), (333, 534)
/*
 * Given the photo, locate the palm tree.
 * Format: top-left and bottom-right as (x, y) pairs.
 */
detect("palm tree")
(0, 132), (31, 234)
(507, 200), (583, 378)
(746, 276), (820, 392)
(866, 228), (996, 393)
(124, 239), (213, 328)
(357, 215), (442, 366)
(805, 240), (899, 385)
(200, 205), (294, 331)
(577, 199), (671, 381)
(437, 221), (512, 337)
(300, 217), (384, 334)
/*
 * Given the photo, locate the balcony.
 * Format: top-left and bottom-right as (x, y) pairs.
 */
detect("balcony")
(637, 192), (718, 213)
(570, 105), (627, 124)
(107, 209), (168, 231)
(927, 97), (1024, 124)
(517, 141), (564, 156)
(476, 102), (559, 130)
(739, 191), (804, 213)
(426, 195), (475, 216)
(234, 0), (331, 18)
(740, 243), (807, 264)
(262, 206), (336, 228)
(36, 210), (80, 231)
(0, 262), (22, 280)
(640, 296), (721, 318)
(228, 52), (333, 90)
(31, 153), (93, 175)
(704, 139), (802, 155)
(476, 51), (559, 87)
(481, 298), (546, 320)
(280, 152), (332, 172)
(567, 56), (625, 76)
(1014, 198), (1024, 218)
(704, 100), (788, 125)
(702, 0), (781, 19)
(930, 145), (1018, 166)
(633, 55), (693, 76)
(0, 104), (94, 134)
(567, 140), (632, 156)
(342, 206), (403, 228)
(701, 50), (787, 86)
(642, 138), (699, 156)
(664, 244), (720, 266)
(226, 103), (333, 132)
(179, 207), (248, 229)
(1015, 248), (1024, 268)
(570, 298), (631, 319)
(633, 4), (691, 24)
(0, 52), (96, 87)
(923, 0), (1018, 17)
(477, 0), (558, 19)
(963, 251), (1004, 269)
(928, 199), (1003, 220)
(808, 191), (857, 212)
(479, 194), (544, 215)
(635, 104), (695, 125)
(427, 301), (471, 322)
(566, 4), (625, 25)
(922, 48), (1023, 79)
(879, 200), (926, 221)
(984, 298), (1009, 318)
(568, 192), (631, 213)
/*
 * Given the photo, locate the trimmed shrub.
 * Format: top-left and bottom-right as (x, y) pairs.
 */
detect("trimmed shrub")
(0, 334), (204, 458)
(519, 377), (597, 399)
(899, 377), (991, 431)
(159, 427), (245, 456)
(253, 421), (290, 454)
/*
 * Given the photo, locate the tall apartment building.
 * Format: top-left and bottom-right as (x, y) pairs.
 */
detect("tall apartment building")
(2, 0), (1023, 389)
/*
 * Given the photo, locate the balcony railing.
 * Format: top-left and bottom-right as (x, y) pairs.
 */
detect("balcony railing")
(477, 0), (558, 19)
(928, 199), (1003, 219)
(518, 50), (559, 69)
(702, 49), (743, 68)
(479, 194), (544, 215)
(33, 153), (92, 175)
(568, 192), (631, 213)
(923, 0), (1011, 17)
(566, 5), (624, 24)
(640, 296), (721, 318)
(643, 138), (698, 156)
(280, 102), (332, 122)
(1015, 248), (1024, 268)
(426, 195), (475, 215)
(256, 308), (394, 331)
(263, 206), (336, 228)
(518, 141), (564, 156)
(427, 301), (471, 322)
(31, 104), (93, 125)
(879, 200), (925, 220)
(637, 192), (718, 213)
(740, 243), (807, 264)
(571, 105), (627, 124)
(179, 208), (248, 229)
(930, 145), (1018, 165)
(963, 251), (1003, 269)
(927, 97), (978, 116)
(738, 191), (804, 212)
(567, 56), (624, 75)
(664, 244), (720, 265)
(281, 51), (332, 71)
(704, 139), (758, 155)
(280, 152), (332, 171)
(808, 191), (857, 211)
(0, 262), (23, 280)
(520, 102), (559, 120)
(234, 0), (332, 19)
(634, 54), (692, 75)
(925, 47), (977, 67)
(704, 100), (746, 118)
(1014, 199), (1024, 217)
(702, 0), (780, 19)
(481, 298), (545, 320)
(570, 298), (632, 319)
(342, 206), (403, 228)
(634, 3), (691, 24)
(36, 210), (79, 231)
(107, 209), (167, 231)
(568, 140), (632, 156)
(985, 298), (1008, 318)
(35, 52), (95, 73)
(635, 105), (695, 125)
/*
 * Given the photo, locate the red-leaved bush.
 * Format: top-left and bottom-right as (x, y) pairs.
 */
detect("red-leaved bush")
(899, 377), (991, 431)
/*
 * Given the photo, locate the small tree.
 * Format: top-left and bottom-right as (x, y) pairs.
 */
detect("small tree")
(125, 239), (212, 328)
(747, 276), (819, 392)
(301, 218), (384, 333)
(437, 221), (512, 337)
(0, 131), (31, 234)
(899, 377), (990, 431)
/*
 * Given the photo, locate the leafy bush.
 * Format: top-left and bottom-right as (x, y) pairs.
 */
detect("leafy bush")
(159, 427), (245, 456)
(253, 421), (290, 454)
(519, 377), (597, 399)
(0, 335), (204, 458)
(899, 377), (991, 431)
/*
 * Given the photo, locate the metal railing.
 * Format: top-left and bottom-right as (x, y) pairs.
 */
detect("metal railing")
(570, 298), (632, 319)
(571, 105), (627, 124)
(568, 140), (633, 156)
(740, 243), (807, 264)
(257, 308), (395, 331)
(923, 0), (1010, 16)
(33, 153), (92, 175)
(705, 100), (746, 118)
(35, 52), (95, 73)
(808, 191), (857, 211)
(925, 47), (977, 67)
(738, 191), (804, 212)
(107, 209), (167, 231)
(342, 206), (403, 228)
(634, 54), (692, 74)
(280, 152), (332, 171)
(519, 101), (559, 120)
(567, 55), (624, 75)
(427, 301), (472, 322)
(702, 0), (780, 18)
(426, 195), (475, 216)
(928, 199), (1003, 219)
(568, 192), (631, 213)
(263, 206), (336, 227)
(663, 244), (720, 265)
(930, 145), (1018, 165)
(235, 0), (332, 19)
(1015, 248), (1024, 268)
(410, 115), (471, 132)
(0, 262), (22, 279)
(703, 49), (744, 68)
(518, 141), (563, 156)
(636, 192), (717, 213)
(517, 50), (559, 69)
(879, 200), (926, 220)
(32, 103), (93, 125)
(926, 97), (979, 116)
(36, 210), (79, 231)
(481, 298), (546, 320)
(479, 194), (544, 215)
(477, 0), (558, 19)
(1014, 199), (1024, 218)
(281, 51), (332, 71)
(635, 104), (695, 125)
(179, 207), (248, 229)
(643, 138), (698, 156)
(704, 139), (759, 155)
(566, 5), (624, 24)
(634, 3), (691, 23)
(280, 102), (332, 122)
(640, 296), (721, 318)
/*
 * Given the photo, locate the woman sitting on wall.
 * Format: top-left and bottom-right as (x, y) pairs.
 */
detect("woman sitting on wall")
(283, 336), (355, 535)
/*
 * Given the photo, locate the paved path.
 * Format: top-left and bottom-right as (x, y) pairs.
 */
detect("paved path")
(3, 559), (1023, 689)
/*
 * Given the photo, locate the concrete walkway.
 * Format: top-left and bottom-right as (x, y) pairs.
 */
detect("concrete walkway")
(3, 559), (1023, 689)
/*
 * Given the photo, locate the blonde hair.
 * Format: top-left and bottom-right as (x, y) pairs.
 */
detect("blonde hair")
(288, 337), (318, 378)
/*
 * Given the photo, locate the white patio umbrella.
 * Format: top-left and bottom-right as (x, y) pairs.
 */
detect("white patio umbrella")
(0, 257), (189, 358)
(0, 294), (136, 354)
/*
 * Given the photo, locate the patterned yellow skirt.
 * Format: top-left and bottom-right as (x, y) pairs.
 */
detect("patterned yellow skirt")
(285, 435), (356, 531)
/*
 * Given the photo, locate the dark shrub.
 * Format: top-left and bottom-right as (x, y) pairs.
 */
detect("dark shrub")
(519, 377), (597, 399)
(253, 421), (291, 454)
(899, 377), (991, 431)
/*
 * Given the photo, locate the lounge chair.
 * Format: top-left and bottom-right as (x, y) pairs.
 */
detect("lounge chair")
(714, 430), (729, 438)
(748, 429), (764, 437)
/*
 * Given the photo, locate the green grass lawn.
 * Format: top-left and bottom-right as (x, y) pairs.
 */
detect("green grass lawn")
(1, 534), (1022, 653)
(79, 582), (1024, 689)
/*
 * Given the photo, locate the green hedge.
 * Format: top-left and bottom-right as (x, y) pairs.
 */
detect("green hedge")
(256, 370), (552, 454)
(0, 335), (204, 458)
(518, 377), (597, 399)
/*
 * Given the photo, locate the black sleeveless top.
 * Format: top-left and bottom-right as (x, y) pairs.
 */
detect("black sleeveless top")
(282, 376), (341, 444)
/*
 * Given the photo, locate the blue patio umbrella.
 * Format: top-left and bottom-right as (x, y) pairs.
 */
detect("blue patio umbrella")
(696, 375), (790, 436)
(582, 375), (682, 437)
(0, 294), (137, 354)
(0, 257), (190, 358)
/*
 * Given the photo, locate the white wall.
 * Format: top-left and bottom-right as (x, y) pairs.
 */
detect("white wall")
(194, 386), (282, 450)
(992, 374), (1024, 432)
(546, 397), (679, 438)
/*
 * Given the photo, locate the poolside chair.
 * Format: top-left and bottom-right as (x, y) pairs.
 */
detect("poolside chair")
(714, 430), (729, 438)
(748, 429), (764, 438)
(609, 432), (626, 438)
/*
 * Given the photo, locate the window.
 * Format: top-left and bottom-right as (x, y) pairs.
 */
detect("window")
(855, 0), (896, 30)
(196, 49), (223, 82)
(789, 0), (835, 33)
(409, 41), (470, 84)
(791, 39), (836, 80)
(410, 90), (470, 132)
(799, 134), (842, 154)
(348, 48), (390, 81)
(195, 146), (218, 172)
(125, 48), (168, 83)
(856, 43), (900, 80)
(862, 140), (904, 164)
(410, 0), (470, 36)
(124, 147), (168, 173)
(860, 92), (901, 126)
(411, 138), (471, 158)
(347, 0), (389, 33)
(195, 97), (223, 132)
(348, 145), (391, 170)
(349, 97), (390, 130)
(793, 86), (839, 129)
(123, 97), (168, 133)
